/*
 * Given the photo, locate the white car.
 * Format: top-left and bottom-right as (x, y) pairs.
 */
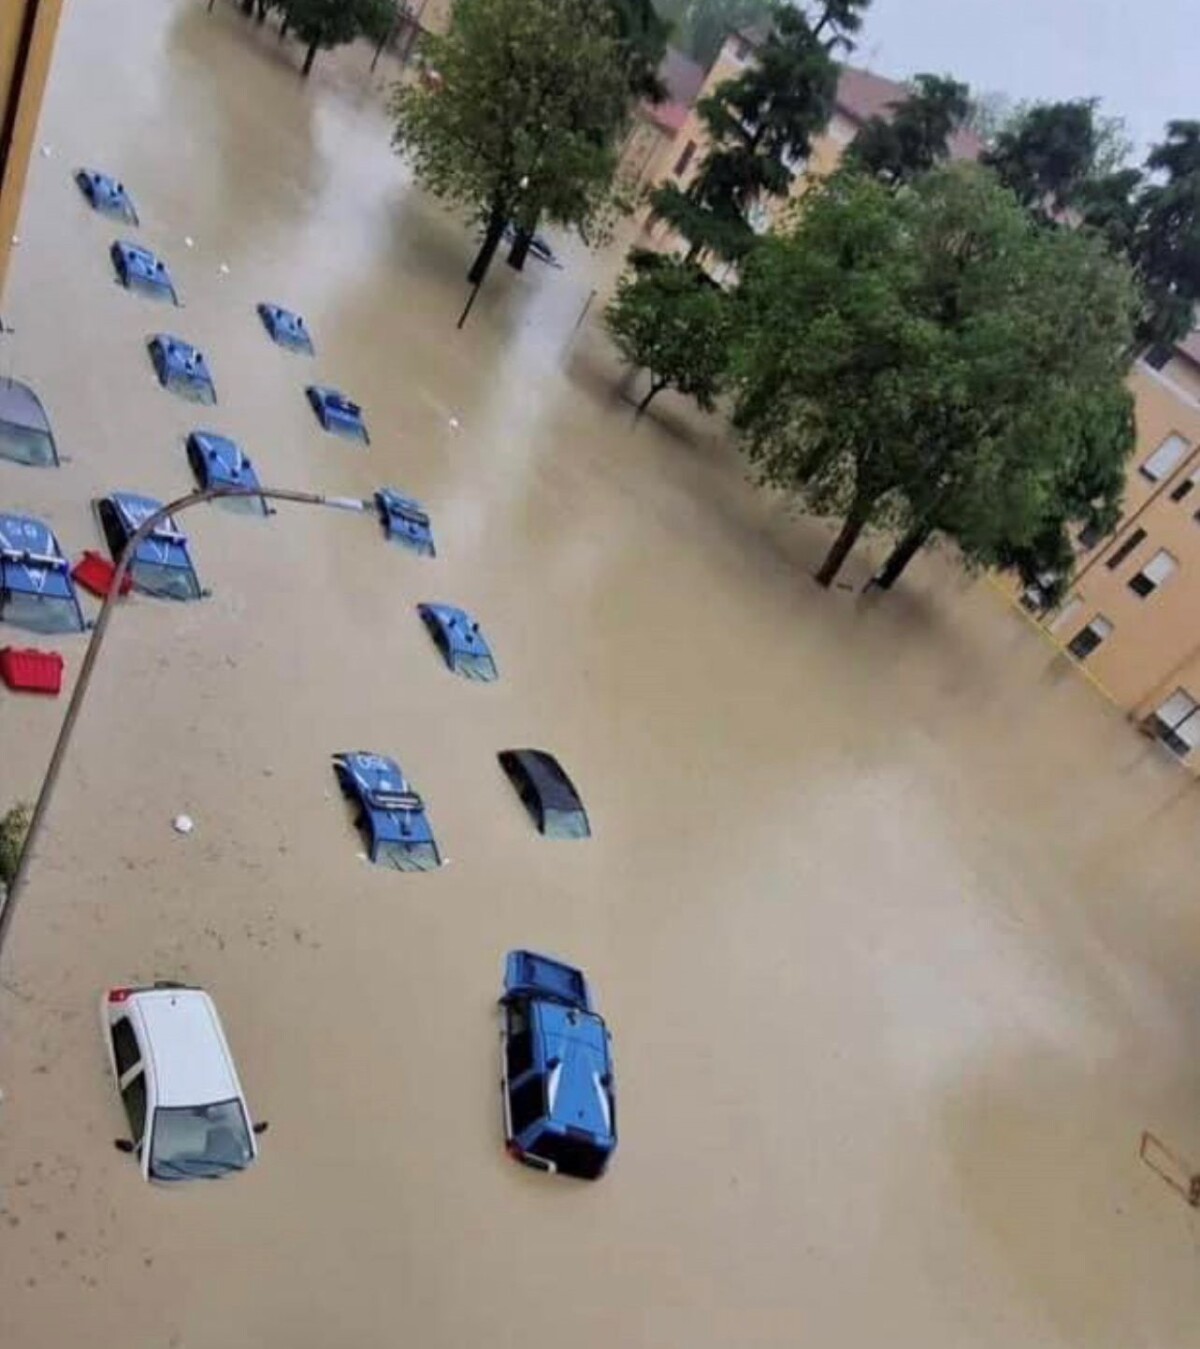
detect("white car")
(102, 983), (267, 1182)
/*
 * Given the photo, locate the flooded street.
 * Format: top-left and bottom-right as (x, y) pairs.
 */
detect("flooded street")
(2, 2), (1200, 1345)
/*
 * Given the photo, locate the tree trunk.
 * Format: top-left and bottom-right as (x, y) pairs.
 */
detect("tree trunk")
(255, 0), (269, 23)
(240, 0), (255, 14)
(507, 228), (533, 271)
(635, 379), (667, 418)
(279, 14), (291, 39)
(814, 502), (871, 588)
(301, 41), (318, 76)
(467, 200), (507, 287)
(873, 522), (933, 590)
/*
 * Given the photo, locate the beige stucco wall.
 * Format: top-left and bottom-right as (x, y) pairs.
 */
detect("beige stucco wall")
(0, 0), (65, 301)
(1051, 364), (1200, 735)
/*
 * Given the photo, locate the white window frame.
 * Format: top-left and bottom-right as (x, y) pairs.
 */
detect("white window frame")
(1129, 548), (1178, 597)
(1140, 433), (1190, 482)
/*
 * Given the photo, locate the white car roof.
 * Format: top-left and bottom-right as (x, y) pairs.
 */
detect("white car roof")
(132, 988), (241, 1108)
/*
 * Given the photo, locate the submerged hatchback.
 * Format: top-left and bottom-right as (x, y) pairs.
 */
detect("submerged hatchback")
(102, 983), (267, 1182)
(499, 950), (616, 1180)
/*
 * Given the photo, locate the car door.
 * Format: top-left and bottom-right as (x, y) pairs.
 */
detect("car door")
(111, 1016), (150, 1168)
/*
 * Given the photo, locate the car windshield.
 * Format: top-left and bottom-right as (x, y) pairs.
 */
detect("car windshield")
(164, 370), (215, 405)
(0, 588), (81, 634)
(453, 651), (497, 681)
(149, 1099), (253, 1181)
(544, 808), (590, 840)
(0, 421), (56, 467)
(131, 558), (201, 600)
(128, 272), (173, 302)
(377, 839), (440, 872)
(215, 491), (267, 517)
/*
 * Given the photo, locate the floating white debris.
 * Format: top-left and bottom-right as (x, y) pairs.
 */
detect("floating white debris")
(172, 814), (195, 835)
(448, 416), (460, 430)
(184, 236), (195, 249)
(40, 145), (52, 158)
(218, 263), (230, 276)
(10, 236), (18, 247)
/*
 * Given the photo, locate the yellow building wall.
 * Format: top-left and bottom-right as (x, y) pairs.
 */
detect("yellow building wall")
(1051, 364), (1200, 734)
(0, 0), (64, 301)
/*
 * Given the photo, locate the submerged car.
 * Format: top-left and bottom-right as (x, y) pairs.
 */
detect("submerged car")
(306, 386), (368, 443)
(332, 751), (441, 871)
(96, 492), (204, 601)
(501, 222), (563, 268)
(498, 749), (591, 839)
(0, 378), (60, 467)
(0, 513), (87, 634)
(75, 168), (139, 225)
(148, 334), (217, 405)
(102, 983), (267, 1183)
(111, 240), (179, 304)
(257, 303), (314, 355)
(499, 950), (616, 1180)
(186, 431), (267, 515)
(375, 488), (435, 556)
(418, 603), (497, 681)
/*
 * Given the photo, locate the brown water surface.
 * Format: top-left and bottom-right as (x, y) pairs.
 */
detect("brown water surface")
(1, 4), (1199, 1346)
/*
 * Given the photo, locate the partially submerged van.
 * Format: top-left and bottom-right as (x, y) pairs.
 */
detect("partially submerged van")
(499, 950), (617, 1181)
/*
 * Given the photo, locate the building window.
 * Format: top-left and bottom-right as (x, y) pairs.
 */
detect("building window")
(1077, 519), (1106, 550)
(1144, 688), (1200, 759)
(1066, 615), (1113, 661)
(673, 140), (696, 178)
(1105, 526), (1147, 570)
(1128, 548), (1178, 598)
(1140, 433), (1189, 482)
(1170, 475), (1197, 503)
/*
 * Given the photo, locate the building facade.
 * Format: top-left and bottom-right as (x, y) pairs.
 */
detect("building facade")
(1032, 340), (1200, 770)
(0, 0), (64, 303)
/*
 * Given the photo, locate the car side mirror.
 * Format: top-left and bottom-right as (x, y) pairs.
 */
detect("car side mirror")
(113, 1138), (135, 1154)
(253, 1120), (269, 1135)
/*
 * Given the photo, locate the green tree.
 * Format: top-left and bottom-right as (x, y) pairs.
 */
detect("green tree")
(844, 73), (971, 187)
(605, 259), (733, 416)
(1133, 121), (1200, 351)
(281, 0), (374, 75)
(505, 0), (669, 270)
(650, 1), (872, 264)
(732, 166), (1136, 589)
(392, 0), (632, 294)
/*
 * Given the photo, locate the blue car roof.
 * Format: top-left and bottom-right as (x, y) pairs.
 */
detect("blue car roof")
(419, 604), (496, 675)
(306, 386), (369, 443)
(333, 751), (439, 860)
(533, 1001), (614, 1142)
(188, 431), (261, 491)
(0, 512), (83, 625)
(148, 335), (216, 403)
(504, 950), (592, 1011)
(111, 240), (178, 303)
(257, 303), (314, 354)
(375, 488), (435, 553)
(75, 169), (138, 224)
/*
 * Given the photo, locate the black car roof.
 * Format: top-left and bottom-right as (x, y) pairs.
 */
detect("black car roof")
(504, 749), (583, 813)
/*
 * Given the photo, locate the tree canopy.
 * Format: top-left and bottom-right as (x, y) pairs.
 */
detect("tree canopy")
(649, 1), (872, 264)
(392, 0), (633, 291)
(730, 166), (1137, 588)
(278, 0), (380, 75)
(844, 73), (971, 188)
(605, 259), (733, 416)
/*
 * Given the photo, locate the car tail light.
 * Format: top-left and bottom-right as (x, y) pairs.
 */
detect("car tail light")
(107, 987), (134, 1003)
(506, 1141), (525, 1161)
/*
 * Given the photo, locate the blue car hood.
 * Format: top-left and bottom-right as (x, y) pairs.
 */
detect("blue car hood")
(0, 512), (78, 606)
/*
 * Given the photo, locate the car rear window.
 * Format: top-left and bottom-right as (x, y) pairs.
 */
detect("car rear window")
(532, 1129), (608, 1180)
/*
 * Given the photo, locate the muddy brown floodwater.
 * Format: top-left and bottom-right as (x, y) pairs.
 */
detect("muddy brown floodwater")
(2, 3), (1199, 1346)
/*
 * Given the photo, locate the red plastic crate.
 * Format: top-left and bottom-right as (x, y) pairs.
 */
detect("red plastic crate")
(0, 647), (64, 695)
(72, 550), (132, 598)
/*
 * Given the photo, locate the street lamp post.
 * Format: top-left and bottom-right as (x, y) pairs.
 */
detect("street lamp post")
(0, 483), (368, 965)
